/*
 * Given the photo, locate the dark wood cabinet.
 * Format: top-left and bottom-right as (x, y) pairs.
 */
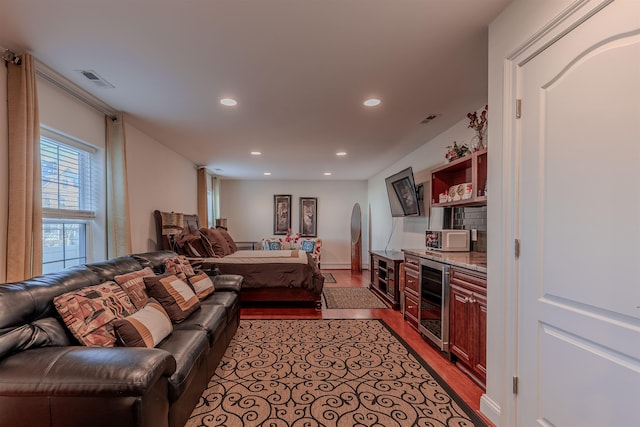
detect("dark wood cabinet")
(369, 250), (403, 310)
(449, 266), (487, 388)
(403, 254), (420, 329)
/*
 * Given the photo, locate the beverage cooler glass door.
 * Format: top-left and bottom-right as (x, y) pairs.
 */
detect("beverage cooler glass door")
(419, 258), (450, 352)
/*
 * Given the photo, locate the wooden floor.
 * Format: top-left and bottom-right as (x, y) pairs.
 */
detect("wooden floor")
(241, 269), (494, 426)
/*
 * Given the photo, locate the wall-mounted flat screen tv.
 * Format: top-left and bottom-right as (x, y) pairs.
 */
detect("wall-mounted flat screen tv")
(385, 167), (420, 217)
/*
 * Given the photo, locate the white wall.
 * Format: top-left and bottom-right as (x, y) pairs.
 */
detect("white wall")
(0, 65), (7, 282)
(486, 1), (575, 425)
(125, 121), (197, 253)
(220, 179), (368, 269)
(368, 114), (482, 252)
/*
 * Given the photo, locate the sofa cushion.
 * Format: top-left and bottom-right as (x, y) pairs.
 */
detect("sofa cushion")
(131, 250), (178, 274)
(0, 317), (70, 359)
(174, 304), (226, 344)
(201, 292), (238, 324)
(143, 274), (200, 323)
(113, 267), (155, 310)
(53, 281), (137, 347)
(156, 329), (209, 401)
(186, 272), (215, 300)
(85, 257), (144, 283)
(112, 299), (173, 348)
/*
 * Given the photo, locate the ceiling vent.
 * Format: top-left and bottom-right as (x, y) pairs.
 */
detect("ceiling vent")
(76, 69), (115, 89)
(418, 114), (439, 124)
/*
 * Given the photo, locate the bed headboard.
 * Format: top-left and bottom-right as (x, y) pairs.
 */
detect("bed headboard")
(153, 210), (201, 250)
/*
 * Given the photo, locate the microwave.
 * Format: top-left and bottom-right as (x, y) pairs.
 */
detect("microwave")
(425, 229), (470, 252)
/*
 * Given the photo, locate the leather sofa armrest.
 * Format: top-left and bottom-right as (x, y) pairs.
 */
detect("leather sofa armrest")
(212, 274), (243, 293)
(0, 346), (176, 396)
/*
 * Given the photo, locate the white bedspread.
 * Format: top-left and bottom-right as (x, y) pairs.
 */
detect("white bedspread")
(194, 249), (308, 264)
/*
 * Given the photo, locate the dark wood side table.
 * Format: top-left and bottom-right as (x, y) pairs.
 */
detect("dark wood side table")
(369, 250), (403, 310)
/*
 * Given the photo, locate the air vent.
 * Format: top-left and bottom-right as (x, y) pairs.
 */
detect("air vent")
(418, 114), (440, 124)
(76, 69), (115, 89)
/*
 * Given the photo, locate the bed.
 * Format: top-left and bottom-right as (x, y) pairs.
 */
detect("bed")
(154, 210), (324, 308)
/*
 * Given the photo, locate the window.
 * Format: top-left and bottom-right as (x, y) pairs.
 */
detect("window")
(40, 129), (98, 274)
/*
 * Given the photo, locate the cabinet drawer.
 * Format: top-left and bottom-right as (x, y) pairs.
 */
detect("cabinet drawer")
(404, 255), (420, 271)
(404, 293), (419, 321)
(450, 266), (487, 293)
(404, 268), (419, 294)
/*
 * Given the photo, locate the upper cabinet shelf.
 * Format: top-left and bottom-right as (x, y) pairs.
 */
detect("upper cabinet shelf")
(431, 149), (487, 208)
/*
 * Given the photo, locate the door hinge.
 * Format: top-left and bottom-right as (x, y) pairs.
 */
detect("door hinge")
(514, 239), (520, 258)
(513, 376), (519, 394)
(516, 99), (522, 119)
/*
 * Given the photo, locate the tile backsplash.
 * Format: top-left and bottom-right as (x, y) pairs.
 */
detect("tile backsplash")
(453, 206), (487, 252)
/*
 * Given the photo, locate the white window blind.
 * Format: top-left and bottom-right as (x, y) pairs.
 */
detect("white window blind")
(40, 129), (98, 273)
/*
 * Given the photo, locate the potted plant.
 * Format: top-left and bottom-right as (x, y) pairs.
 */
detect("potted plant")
(445, 141), (471, 162)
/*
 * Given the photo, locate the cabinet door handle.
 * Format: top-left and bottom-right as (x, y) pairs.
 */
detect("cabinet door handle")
(407, 305), (415, 310)
(469, 298), (476, 304)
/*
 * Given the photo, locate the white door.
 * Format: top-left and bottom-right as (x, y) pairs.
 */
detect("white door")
(516, 1), (640, 425)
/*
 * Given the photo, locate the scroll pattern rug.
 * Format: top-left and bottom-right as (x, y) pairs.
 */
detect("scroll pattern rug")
(187, 319), (486, 427)
(323, 287), (387, 309)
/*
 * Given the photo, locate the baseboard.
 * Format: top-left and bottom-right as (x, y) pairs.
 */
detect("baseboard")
(480, 394), (501, 426)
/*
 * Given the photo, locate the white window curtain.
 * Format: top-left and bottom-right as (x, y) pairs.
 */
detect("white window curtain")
(105, 114), (131, 258)
(6, 53), (43, 281)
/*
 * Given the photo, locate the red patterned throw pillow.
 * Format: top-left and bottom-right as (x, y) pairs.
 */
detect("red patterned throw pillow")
(54, 281), (137, 347)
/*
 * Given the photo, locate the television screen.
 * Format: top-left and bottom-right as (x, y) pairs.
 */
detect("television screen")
(384, 167), (420, 217)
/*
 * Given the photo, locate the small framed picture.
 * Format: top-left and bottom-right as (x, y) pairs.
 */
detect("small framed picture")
(299, 197), (318, 237)
(273, 194), (291, 235)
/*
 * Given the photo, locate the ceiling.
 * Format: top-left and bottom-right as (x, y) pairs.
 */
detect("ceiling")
(0, 0), (511, 180)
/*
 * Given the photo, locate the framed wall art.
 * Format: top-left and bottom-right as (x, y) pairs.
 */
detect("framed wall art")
(299, 197), (317, 237)
(392, 177), (420, 216)
(273, 194), (292, 235)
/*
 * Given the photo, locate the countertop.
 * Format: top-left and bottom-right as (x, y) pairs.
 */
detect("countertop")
(402, 249), (487, 273)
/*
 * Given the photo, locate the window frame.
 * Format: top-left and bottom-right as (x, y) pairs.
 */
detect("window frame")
(40, 127), (99, 271)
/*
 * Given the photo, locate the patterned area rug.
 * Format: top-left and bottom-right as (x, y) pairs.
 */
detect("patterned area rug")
(321, 272), (336, 283)
(187, 319), (486, 427)
(323, 287), (387, 309)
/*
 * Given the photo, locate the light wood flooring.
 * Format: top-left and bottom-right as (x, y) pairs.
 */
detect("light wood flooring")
(240, 268), (494, 426)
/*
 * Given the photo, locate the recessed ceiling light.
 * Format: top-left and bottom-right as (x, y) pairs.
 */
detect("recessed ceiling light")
(336, 151), (347, 156)
(264, 172), (272, 176)
(251, 151), (261, 156)
(363, 98), (381, 107)
(220, 98), (237, 106)
(323, 172), (332, 176)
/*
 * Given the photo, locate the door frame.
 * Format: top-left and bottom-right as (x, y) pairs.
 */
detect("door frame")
(499, 0), (614, 425)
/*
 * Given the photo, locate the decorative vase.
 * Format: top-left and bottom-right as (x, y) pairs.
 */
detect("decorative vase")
(474, 128), (487, 150)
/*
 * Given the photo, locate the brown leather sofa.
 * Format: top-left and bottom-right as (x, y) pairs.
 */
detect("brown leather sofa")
(0, 250), (243, 427)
